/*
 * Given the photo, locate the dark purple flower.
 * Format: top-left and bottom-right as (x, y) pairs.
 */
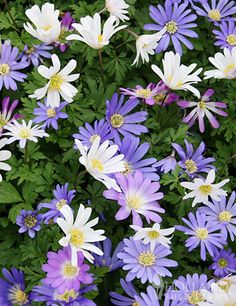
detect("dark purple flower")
(135, 286), (160, 306)
(55, 12), (75, 52)
(38, 183), (76, 224)
(106, 93), (148, 143)
(16, 210), (43, 238)
(144, 0), (198, 55)
(209, 248), (236, 277)
(155, 154), (177, 173)
(0, 41), (29, 91)
(0, 96), (22, 135)
(18, 44), (52, 67)
(213, 20), (236, 50)
(33, 100), (68, 130)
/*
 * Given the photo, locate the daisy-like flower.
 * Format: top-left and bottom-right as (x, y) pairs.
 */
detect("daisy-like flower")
(117, 238), (177, 286)
(213, 20), (236, 50)
(131, 223), (175, 251)
(66, 13), (127, 49)
(56, 204), (106, 264)
(18, 44), (52, 67)
(106, 93), (148, 143)
(4, 119), (49, 149)
(178, 89), (228, 133)
(75, 136), (125, 192)
(151, 51), (203, 98)
(144, 0), (198, 55)
(0, 97), (22, 135)
(209, 249), (236, 277)
(105, 0), (129, 22)
(155, 154), (177, 173)
(180, 169), (229, 207)
(16, 209), (43, 238)
(199, 283), (236, 306)
(103, 171), (164, 226)
(0, 42), (29, 91)
(29, 54), (80, 108)
(176, 211), (226, 260)
(23, 3), (61, 44)
(204, 47), (236, 79)
(55, 12), (75, 52)
(0, 138), (12, 182)
(136, 286), (160, 306)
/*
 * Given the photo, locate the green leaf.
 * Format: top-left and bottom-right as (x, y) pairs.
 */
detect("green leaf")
(0, 182), (22, 203)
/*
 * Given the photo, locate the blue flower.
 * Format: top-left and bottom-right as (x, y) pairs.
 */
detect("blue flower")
(16, 210), (43, 238)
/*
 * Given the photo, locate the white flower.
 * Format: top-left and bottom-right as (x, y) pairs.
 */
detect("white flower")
(199, 283), (236, 306)
(151, 51), (203, 98)
(131, 223), (175, 251)
(132, 29), (166, 66)
(4, 120), (49, 149)
(105, 0), (129, 22)
(29, 54), (80, 108)
(75, 136), (125, 192)
(67, 13), (127, 49)
(204, 47), (236, 80)
(0, 138), (12, 182)
(180, 169), (229, 207)
(57, 204), (106, 265)
(24, 3), (61, 44)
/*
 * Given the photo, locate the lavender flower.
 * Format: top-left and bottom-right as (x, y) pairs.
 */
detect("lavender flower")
(55, 12), (75, 52)
(106, 93), (148, 143)
(136, 286), (160, 306)
(213, 20), (236, 50)
(16, 210), (43, 238)
(209, 249), (236, 277)
(0, 96), (22, 135)
(176, 211), (226, 260)
(18, 44), (52, 67)
(117, 238), (177, 285)
(155, 154), (177, 173)
(144, 0), (198, 55)
(33, 101), (68, 130)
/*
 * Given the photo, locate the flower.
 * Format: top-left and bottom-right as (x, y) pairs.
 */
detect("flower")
(24, 3), (61, 44)
(176, 211), (226, 260)
(16, 209), (43, 238)
(172, 139), (215, 177)
(0, 97), (22, 135)
(117, 237), (177, 285)
(33, 100), (68, 130)
(180, 169), (229, 207)
(18, 44), (52, 67)
(73, 119), (112, 149)
(199, 283), (236, 306)
(29, 54), (80, 108)
(118, 135), (159, 181)
(136, 286), (160, 306)
(56, 204), (106, 264)
(155, 154), (177, 173)
(55, 12), (75, 52)
(0, 42), (29, 91)
(75, 136), (125, 192)
(67, 13), (127, 49)
(131, 223), (175, 251)
(209, 249), (236, 277)
(151, 51), (203, 98)
(204, 47), (236, 79)
(106, 93), (148, 143)
(105, 0), (129, 22)
(110, 279), (141, 306)
(0, 268), (31, 305)
(144, 0), (198, 55)
(177, 89), (228, 133)
(38, 183), (76, 224)
(4, 119), (49, 149)
(103, 171), (164, 226)
(213, 20), (236, 50)
(0, 138), (12, 182)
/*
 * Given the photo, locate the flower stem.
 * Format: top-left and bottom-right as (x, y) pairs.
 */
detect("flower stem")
(24, 143), (29, 163)
(98, 7), (106, 14)
(124, 28), (139, 39)
(157, 93), (168, 118)
(98, 49), (105, 86)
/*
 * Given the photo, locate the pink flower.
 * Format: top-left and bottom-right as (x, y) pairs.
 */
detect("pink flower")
(0, 97), (22, 135)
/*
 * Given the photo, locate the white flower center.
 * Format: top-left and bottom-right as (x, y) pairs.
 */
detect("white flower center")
(196, 228), (208, 240)
(165, 20), (178, 34)
(138, 252), (156, 266)
(227, 34), (236, 46)
(208, 9), (221, 21)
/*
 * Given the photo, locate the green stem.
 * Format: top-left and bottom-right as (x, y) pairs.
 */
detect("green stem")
(157, 93), (168, 118)
(24, 143), (29, 163)
(124, 28), (139, 39)
(98, 7), (106, 14)
(98, 49), (105, 86)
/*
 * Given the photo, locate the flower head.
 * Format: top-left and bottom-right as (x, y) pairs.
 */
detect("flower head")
(213, 20), (236, 50)
(105, 0), (129, 22)
(155, 154), (177, 173)
(0, 138), (12, 182)
(110, 279), (141, 306)
(16, 209), (43, 238)
(209, 249), (236, 277)
(199, 283), (236, 306)
(0, 97), (22, 135)
(18, 44), (52, 67)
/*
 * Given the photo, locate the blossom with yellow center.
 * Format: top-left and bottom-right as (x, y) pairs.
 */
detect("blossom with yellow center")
(138, 251), (156, 266)
(199, 184), (212, 195)
(0, 63), (10, 76)
(136, 88), (152, 98)
(165, 20), (178, 34)
(227, 35), (236, 46)
(63, 263), (78, 278)
(219, 211), (232, 222)
(185, 159), (197, 174)
(24, 215), (38, 228)
(121, 161), (132, 175)
(187, 290), (205, 304)
(110, 113), (125, 128)
(196, 228), (209, 240)
(56, 199), (68, 211)
(15, 289), (28, 304)
(69, 228), (84, 247)
(147, 230), (160, 239)
(49, 74), (64, 90)
(91, 159), (104, 172)
(47, 108), (56, 118)
(198, 100), (206, 109)
(57, 289), (79, 302)
(208, 9), (221, 21)
(127, 196), (141, 210)
(218, 258), (228, 268)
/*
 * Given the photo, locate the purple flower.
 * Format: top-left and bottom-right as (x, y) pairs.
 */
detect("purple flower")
(18, 44), (52, 67)
(33, 100), (68, 130)
(73, 119), (112, 148)
(55, 12), (75, 52)
(0, 96), (22, 135)
(106, 93), (148, 143)
(144, 0), (198, 55)
(118, 135), (159, 181)
(177, 89), (228, 133)
(117, 238), (177, 285)
(155, 154), (177, 173)
(16, 210), (43, 238)
(172, 139), (215, 177)
(176, 211), (226, 260)
(209, 248), (236, 277)
(0, 42), (29, 90)
(38, 183), (76, 224)
(103, 171), (164, 226)
(136, 286), (160, 306)
(213, 20), (236, 50)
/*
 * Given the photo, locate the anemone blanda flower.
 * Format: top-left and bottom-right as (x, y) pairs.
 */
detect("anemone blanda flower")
(136, 286), (160, 306)
(144, 0), (198, 55)
(0, 138), (12, 182)
(213, 20), (236, 50)
(0, 97), (22, 135)
(103, 170), (164, 226)
(151, 51), (203, 98)
(105, 0), (129, 22)
(176, 211), (226, 260)
(199, 283), (236, 306)
(155, 154), (177, 174)
(18, 44), (52, 67)
(75, 136), (125, 192)
(16, 209), (43, 238)
(209, 248), (236, 277)
(29, 54), (80, 108)
(55, 12), (75, 52)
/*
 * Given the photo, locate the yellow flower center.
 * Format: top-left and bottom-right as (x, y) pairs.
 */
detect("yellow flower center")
(185, 159), (197, 174)
(63, 263), (78, 278)
(219, 211), (232, 222)
(121, 161), (132, 175)
(198, 101), (206, 109)
(42, 25), (52, 31)
(91, 158), (104, 171)
(132, 303), (141, 306)
(208, 9), (221, 21)
(15, 289), (28, 304)
(19, 128), (32, 139)
(136, 88), (152, 98)
(90, 134), (99, 143)
(226, 34), (236, 46)
(0, 115), (7, 128)
(218, 281), (231, 292)
(154, 93), (166, 104)
(127, 196), (141, 210)
(0, 63), (10, 75)
(24, 215), (37, 228)
(196, 228), (208, 240)
(165, 20), (178, 34)
(176, 81), (183, 88)
(147, 230), (160, 240)
(199, 184), (212, 195)
(46, 108), (56, 118)
(138, 252), (156, 266)
(26, 47), (35, 54)
(69, 229), (84, 247)
(110, 113), (124, 128)
(49, 74), (63, 90)
(218, 258), (228, 268)
(98, 34), (103, 43)
(187, 290), (205, 304)
(57, 289), (79, 302)
(224, 63), (235, 75)
(56, 199), (67, 211)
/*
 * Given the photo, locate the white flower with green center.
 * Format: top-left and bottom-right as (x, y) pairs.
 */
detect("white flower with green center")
(56, 204), (106, 265)
(180, 169), (229, 207)
(105, 0), (129, 22)
(199, 283), (236, 306)
(0, 138), (12, 182)
(4, 120), (49, 149)
(29, 54), (80, 108)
